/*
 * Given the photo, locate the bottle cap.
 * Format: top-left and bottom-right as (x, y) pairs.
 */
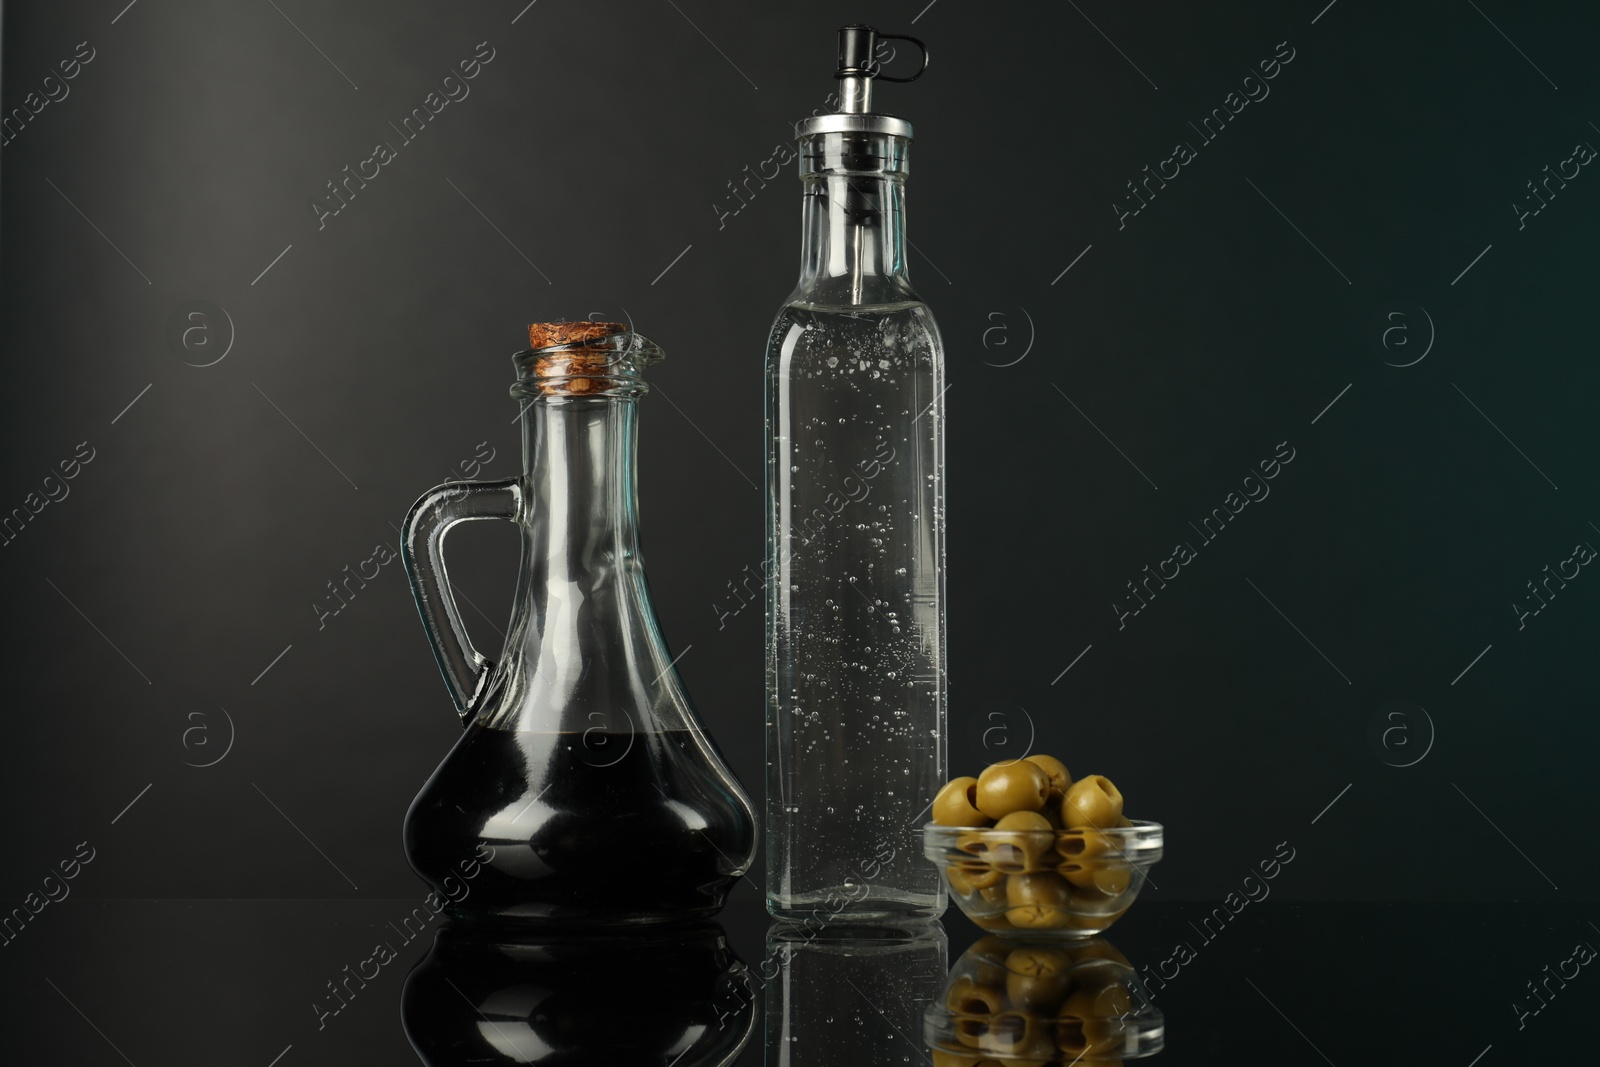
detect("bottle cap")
(795, 24), (928, 140)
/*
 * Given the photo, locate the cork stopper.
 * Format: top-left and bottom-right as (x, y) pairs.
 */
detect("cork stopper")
(525, 321), (631, 397)
(527, 321), (628, 350)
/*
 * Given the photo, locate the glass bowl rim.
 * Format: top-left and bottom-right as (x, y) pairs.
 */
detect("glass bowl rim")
(923, 819), (1164, 866)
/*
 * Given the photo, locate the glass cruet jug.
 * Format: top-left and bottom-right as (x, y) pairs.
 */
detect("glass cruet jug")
(400, 321), (758, 925)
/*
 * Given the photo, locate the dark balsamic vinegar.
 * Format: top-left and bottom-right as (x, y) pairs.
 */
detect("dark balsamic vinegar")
(404, 723), (754, 925)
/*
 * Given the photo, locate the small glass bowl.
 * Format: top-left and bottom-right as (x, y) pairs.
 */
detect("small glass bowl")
(924, 821), (1163, 937)
(924, 935), (1165, 1063)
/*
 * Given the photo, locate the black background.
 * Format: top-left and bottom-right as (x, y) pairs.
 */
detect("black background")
(3, 1), (1597, 1063)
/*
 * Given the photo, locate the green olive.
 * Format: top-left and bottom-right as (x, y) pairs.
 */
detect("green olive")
(1056, 829), (1119, 887)
(1004, 947), (1073, 1012)
(946, 976), (1005, 1016)
(956, 830), (991, 857)
(1005, 872), (1073, 909)
(1004, 945), (1071, 978)
(1054, 1013), (1087, 1058)
(959, 941), (1009, 987)
(988, 811), (1055, 872)
(1060, 775), (1124, 829)
(931, 1052), (981, 1067)
(1003, 973), (1068, 1016)
(1058, 988), (1130, 1056)
(956, 860), (1005, 890)
(946, 864), (978, 897)
(1004, 904), (1073, 930)
(1087, 866), (1132, 898)
(934, 776), (990, 827)
(977, 880), (1009, 908)
(968, 936), (1010, 963)
(1024, 754), (1072, 801)
(954, 1016), (987, 1049)
(1071, 981), (1132, 1019)
(981, 1010), (1055, 1060)
(1003, 871), (1075, 930)
(975, 760), (1051, 820)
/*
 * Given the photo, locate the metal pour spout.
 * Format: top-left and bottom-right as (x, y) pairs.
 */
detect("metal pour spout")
(831, 24), (929, 115)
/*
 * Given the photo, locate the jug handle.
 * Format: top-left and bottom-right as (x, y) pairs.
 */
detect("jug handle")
(400, 478), (522, 724)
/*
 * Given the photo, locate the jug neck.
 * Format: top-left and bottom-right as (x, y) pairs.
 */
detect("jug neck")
(793, 130), (915, 306)
(522, 396), (640, 571)
(480, 390), (687, 735)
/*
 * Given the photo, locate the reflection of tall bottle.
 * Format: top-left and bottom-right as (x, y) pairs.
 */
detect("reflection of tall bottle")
(765, 24), (946, 922)
(402, 921), (755, 1066)
(766, 923), (947, 1066)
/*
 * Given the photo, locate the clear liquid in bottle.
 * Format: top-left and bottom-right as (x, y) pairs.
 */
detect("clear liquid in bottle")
(766, 300), (946, 919)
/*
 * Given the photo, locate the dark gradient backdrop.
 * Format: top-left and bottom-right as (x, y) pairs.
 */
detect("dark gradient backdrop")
(2, 0), (1598, 1062)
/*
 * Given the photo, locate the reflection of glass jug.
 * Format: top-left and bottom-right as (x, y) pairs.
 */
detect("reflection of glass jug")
(401, 920), (756, 1065)
(400, 322), (758, 924)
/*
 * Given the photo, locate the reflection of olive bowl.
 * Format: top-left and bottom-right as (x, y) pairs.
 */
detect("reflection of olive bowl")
(923, 936), (1165, 1064)
(924, 821), (1163, 937)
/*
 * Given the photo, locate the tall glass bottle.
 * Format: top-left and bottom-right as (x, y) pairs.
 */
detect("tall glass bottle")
(764, 26), (945, 921)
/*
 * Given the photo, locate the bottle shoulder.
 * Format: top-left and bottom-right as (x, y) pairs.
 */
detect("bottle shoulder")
(768, 298), (941, 332)
(778, 271), (929, 312)
(781, 297), (930, 314)
(763, 299), (945, 369)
